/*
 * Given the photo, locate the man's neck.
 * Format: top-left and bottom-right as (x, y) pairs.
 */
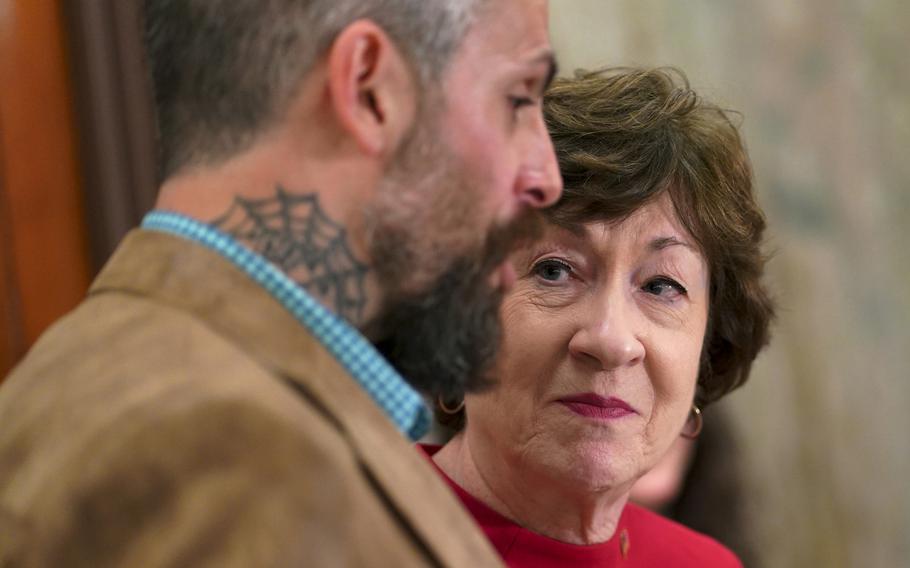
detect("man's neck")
(153, 145), (383, 328)
(209, 186), (370, 324)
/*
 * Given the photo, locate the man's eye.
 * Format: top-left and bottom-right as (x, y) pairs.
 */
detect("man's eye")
(532, 259), (571, 282)
(509, 96), (535, 110)
(642, 277), (688, 298)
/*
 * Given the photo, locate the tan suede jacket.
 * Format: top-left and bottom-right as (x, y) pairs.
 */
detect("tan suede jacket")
(0, 230), (502, 568)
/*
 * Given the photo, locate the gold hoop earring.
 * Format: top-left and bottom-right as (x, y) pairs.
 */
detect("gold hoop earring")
(438, 397), (465, 415)
(680, 405), (703, 439)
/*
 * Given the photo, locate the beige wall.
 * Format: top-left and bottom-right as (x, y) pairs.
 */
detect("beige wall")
(550, 2), (910, 567)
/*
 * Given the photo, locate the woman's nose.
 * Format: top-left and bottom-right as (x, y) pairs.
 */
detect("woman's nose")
(567, 296), (645, 371)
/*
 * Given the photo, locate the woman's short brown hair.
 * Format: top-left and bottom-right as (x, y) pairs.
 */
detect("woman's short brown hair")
(437, 67), (774, 429)
(542, 67), (774, 406)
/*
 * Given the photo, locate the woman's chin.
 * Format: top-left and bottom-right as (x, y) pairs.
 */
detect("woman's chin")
(530, 435), (644, 493)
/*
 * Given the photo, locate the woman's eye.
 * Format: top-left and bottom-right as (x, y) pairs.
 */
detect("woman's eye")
(532, 259), (572, 283)
(642, 277), (688, 298)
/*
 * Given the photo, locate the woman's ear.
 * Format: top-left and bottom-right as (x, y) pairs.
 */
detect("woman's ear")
(326, 20), (418, 158)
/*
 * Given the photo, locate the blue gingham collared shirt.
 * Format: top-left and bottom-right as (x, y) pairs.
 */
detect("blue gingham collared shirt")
(142, 210), (431, 440)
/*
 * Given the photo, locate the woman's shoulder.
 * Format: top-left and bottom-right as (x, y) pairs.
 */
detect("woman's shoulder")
(622, 503), (743, 567)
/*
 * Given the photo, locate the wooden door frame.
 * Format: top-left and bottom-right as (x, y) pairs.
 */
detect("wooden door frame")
(0, 0), (93, 376)
(0, 113), (27, 374)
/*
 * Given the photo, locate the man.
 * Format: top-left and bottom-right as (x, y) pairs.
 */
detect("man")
(0, 0), (561, 566)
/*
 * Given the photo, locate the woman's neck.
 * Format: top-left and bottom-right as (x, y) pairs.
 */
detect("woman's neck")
(433, 432), (632, 545)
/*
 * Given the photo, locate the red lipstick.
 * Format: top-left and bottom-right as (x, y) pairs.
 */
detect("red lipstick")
(557, 393), (637, 420)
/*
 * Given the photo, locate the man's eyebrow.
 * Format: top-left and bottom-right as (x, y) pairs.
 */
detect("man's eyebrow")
(541, 53), (558, 94)
(528, 51), (558, 96)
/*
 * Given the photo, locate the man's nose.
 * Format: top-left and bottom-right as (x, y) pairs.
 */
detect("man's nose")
(515, 116), (563, 208)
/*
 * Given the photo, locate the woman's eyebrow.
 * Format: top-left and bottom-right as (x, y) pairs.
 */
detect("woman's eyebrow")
(649, 236), (696, 252)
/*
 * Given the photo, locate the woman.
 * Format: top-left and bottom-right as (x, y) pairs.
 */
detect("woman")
(423, 67), (774, 567)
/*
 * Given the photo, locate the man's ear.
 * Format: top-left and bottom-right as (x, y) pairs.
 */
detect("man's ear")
(326, 20), (418, 158)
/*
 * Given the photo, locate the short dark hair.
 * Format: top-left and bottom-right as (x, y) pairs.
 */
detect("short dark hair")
(143, 0), (486, 179)
(437, 67), (774, 429)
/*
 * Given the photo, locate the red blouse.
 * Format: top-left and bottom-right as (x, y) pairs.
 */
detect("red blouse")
(419, 445), (742, 568)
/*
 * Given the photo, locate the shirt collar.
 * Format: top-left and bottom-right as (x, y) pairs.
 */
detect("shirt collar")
(142, 210), (431, 440)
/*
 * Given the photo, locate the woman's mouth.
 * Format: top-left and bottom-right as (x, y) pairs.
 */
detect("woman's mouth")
(557, 393), (638, 420)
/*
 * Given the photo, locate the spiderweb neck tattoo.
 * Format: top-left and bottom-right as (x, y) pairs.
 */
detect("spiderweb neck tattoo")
(212, 187), (368, 323)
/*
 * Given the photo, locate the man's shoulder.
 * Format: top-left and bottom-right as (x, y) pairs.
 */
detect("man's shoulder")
(623, 503), (743, 567)
(2, 290), (280, 413)
(0, 378), (408, 566)
(1, 283), (348, 446)
(0, 289), (354, 486)
(0, 293), (432, 566)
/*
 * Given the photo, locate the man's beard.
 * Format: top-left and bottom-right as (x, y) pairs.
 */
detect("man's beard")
(363, 114), (542, 401)
(368, 216), (540, 401)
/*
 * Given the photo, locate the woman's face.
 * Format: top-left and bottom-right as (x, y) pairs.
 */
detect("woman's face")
(464, 194), (710, 494)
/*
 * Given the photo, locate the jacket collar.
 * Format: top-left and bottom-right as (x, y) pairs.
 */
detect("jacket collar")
(140, 210), (430, 439)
